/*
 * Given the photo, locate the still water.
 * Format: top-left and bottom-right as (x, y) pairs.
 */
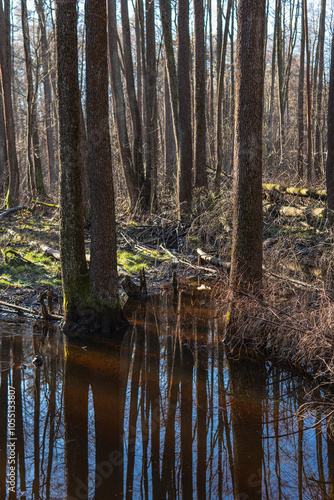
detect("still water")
(0, 286), (333, 499)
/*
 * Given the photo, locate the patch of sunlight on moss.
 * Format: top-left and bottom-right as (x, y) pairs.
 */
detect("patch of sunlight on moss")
(117, 248), (169, 275)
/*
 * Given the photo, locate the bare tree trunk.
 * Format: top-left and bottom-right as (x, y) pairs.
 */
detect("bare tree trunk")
(56, 0), (89, 323)
(194, 0), (207, 188)
(86, 0), (127, 330)
(297, 0), (305, 181)
(0, 1), (19, 208)
(21, 0), (46, 198)
(303, 0), (312, 186)
(159, 0), (179, 152)
(326, 33), (334, 228)
(164, 62), (176, 192)
(215, 0), (233, 190)
(314, 0), (326, 180)
(35, 0), (57, 191)
(0, 82), (7, 194)
(145, 0), (158, 211)
(230, 0), (266, 292)
(177, 0), (193, 218)
(108, 0), (138, 209)
(120, 0), (145, 205)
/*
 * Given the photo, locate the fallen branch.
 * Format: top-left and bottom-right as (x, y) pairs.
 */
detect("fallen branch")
(0, 206), (27, 221)
(0, 299), (62, 321)
(197, 248), (231, 270)
(32, 200), (59, 208)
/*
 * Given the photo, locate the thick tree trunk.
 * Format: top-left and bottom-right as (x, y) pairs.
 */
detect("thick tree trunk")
(177, 0), (193, 218)
(86, 0), (127, 331)
(0, 3), (19, 208)
(230, 0), (266, 291)
(56, 0), (89, 323)
(194, 0), (207, 188)
(108, 0), (138, 209)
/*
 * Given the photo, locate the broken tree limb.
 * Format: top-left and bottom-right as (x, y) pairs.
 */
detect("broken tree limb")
(0, 299), (63, 320)
(31, 200), (59, 208)
(0, 206), (28, 221)
(197, 248), (231, 270)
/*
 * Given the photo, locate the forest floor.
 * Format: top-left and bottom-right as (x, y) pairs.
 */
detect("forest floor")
(1, 184), (334, 376)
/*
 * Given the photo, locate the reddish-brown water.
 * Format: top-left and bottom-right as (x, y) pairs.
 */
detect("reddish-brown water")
(0, 286), (333, 499)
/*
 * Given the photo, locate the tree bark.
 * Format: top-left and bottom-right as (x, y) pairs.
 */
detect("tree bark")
(108, 0), (138, 209)
(326, 33), (334, 228)
(86, 0), (127, 331)
(194, 0), (207, 188)
(21, 0), (46, 198)
(215, 0), (233, 191)
(159, 0), (179, 152)
(145, 0), (158, 211)
(120, 0), (145, 205)
(35, 0), (57, 190)
(314, 0), (326, 179)
(297, 0), (305, 181)
(56, 0), (89, 323)
(230, 0), (266, 291)
(177, 0), (193, 218)
(303, 0), (312, 186)
(0, 1), (19, 208)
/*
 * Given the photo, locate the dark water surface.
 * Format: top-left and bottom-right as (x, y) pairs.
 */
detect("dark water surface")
(0, 286), (333, 499)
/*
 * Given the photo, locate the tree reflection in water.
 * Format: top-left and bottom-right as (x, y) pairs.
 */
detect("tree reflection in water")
(0, 288), (334, 499)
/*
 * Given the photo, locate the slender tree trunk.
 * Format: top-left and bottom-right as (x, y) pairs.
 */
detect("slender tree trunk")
(268, 0), (277, 163)
(229, 0), (266, 292)
(120, 0), (145, 204)
(314, 0), (326, 179)
(159, 0), (179, 152)
(164, 62), (176, 192)
(297, 0), (305, 181)
(194, 0), (207, 188)
(21, 0), (46, 198)
(326, 33), (334, 228)
(303, 0), (312, 186)
(0, 3), (19, 208)
(0, 82), (7, 194)
(108, 0), (138, 209)
(35, 0), (57, 190)
(177, 0), (193, 218)
(215, 0), (233, 190)
(145, 0), (158, 211)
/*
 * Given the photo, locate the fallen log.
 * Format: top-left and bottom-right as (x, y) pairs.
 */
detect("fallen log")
(263, 203), (326, 218)
(0, 206), (28, 221)
(263, 184), (327, 201)
(197, 248), (231, 270)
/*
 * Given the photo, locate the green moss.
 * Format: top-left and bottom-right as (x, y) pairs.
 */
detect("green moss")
(117, 248), (168, 275)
